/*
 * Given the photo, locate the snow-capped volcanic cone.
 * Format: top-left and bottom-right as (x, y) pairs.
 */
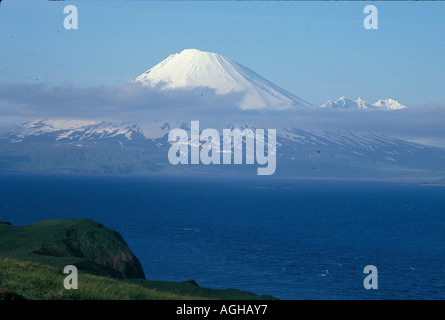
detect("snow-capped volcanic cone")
(133, 49), (312, 110)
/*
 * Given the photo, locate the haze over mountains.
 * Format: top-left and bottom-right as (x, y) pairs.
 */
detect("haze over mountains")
(0, 49), (443, 180)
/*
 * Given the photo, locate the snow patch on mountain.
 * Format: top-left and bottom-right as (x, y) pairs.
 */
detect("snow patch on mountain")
(24, 119), (100, 134)
(18, 120), (144, 142)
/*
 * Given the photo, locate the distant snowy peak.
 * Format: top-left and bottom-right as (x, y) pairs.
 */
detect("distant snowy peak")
(371, 98), (407, 110)
(133, 48), (312, 110)
(321, 97), (368, 109)
(321, 97), (407, 110)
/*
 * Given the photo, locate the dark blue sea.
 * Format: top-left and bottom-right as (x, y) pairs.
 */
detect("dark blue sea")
(1, 174), (444, 299)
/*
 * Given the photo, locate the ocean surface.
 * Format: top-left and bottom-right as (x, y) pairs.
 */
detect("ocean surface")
(1, 174), (444, 300)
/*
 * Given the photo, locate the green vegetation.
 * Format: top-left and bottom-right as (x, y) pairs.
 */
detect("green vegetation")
(126, 279), (277, 300)
(0, 219), (277, 300)
(0, 218), (145, 279)
(0, 258), (209, 300)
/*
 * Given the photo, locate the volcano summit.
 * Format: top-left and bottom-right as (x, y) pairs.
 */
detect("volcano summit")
(133, 49), (312, 111)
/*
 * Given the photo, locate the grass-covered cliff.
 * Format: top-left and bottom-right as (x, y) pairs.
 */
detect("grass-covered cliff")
(0, 219), (277, 300)
(0, 219), (145, 280)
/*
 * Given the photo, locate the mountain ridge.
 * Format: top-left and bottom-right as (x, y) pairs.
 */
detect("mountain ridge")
(321, 97), (407, 110)
(2, 119), (445, 180)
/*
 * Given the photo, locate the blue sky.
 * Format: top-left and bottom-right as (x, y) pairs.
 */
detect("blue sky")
(0, 0), (444, 106)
